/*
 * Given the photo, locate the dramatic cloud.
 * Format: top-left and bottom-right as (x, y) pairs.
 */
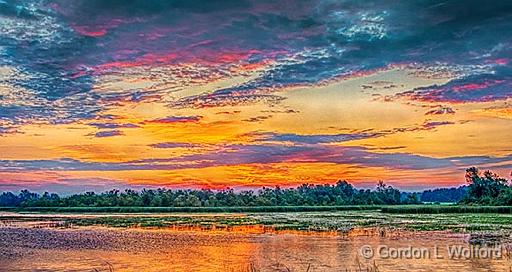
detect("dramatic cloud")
(1, 0), (512, 125)
(1, 0), (511, 191)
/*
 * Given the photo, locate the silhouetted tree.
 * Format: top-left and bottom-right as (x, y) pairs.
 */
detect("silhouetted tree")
(461, 167), (510, 205)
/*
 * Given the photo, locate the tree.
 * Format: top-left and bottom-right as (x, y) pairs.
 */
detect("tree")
(462, 167), (510, 205)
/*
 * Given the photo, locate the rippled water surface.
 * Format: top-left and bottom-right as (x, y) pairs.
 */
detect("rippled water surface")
(0, 213), (511, 271)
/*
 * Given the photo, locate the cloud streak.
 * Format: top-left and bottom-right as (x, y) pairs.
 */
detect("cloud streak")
(1, 145), (511, 172)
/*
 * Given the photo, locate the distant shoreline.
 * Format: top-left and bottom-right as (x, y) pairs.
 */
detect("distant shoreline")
(1, 205), (511, 214)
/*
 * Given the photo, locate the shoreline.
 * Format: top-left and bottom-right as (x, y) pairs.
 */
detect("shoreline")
(2, 205), (512, 214)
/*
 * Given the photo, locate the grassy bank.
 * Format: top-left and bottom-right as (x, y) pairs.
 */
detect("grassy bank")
(0, 205), (382, 213)
(1, 205), (512, 214)
(381, 205), (512, 214)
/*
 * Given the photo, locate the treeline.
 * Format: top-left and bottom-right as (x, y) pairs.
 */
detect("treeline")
(419, 168), (511, 205)
(420, 186), (467, 203)
(0, 180), (420, 207)
(0, 168), (509, 208)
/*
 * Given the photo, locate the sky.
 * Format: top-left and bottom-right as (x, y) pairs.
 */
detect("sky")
(0, 0), (511, 193)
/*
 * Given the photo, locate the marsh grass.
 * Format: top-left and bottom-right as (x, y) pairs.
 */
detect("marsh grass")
(92, 261), (114, 272)
(2, 209), (512, 233)
(6, 205), (512, 214)
(3, 205), (382, 213)
(232, 259), (379, 272)
(381, 206), (512, 214)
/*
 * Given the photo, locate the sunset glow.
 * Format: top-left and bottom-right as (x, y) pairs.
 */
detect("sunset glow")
(1, 0), (511, 193)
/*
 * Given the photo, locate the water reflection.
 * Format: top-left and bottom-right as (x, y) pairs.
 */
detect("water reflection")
(0, 227), (510, 271)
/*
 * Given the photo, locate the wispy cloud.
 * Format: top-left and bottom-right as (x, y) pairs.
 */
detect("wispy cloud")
(1, 146), (511, 172)
(88, 122), (140, 129)
(92, 130), (124, 138)
(248, 131), (382, 144)
(149, 142), (204, 149)
(395, 75), (512, 103)
(425, 106), (456, 115)
(145, 116), (202, 124)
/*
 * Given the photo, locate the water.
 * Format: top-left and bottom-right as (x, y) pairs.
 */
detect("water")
(0, 226), (510, 271)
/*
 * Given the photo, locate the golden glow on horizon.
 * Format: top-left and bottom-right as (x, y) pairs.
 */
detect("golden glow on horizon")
(1, 66), (511, 190)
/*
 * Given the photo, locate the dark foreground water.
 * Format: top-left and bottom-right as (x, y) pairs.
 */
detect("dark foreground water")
(0, 225), (511, 272)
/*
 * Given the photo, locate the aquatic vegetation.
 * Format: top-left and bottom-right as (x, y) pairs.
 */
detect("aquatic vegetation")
(233, 260), (379, 272)
(2, 210), (512, 234)
(381, 205), (512, 214)
(0, 205), (383, 213)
